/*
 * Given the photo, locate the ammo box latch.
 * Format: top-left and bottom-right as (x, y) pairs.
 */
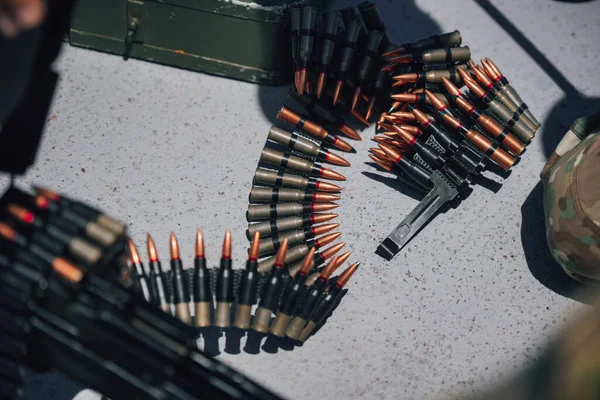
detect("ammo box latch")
(125, 0), (144, 60)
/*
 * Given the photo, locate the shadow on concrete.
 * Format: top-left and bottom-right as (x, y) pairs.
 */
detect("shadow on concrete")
(474, 0), (600, 160)
(520, 182), (591, 304)
(257, 0), (443, 123)
(475, 0), (599, 299)
(362, 168), (427, 202)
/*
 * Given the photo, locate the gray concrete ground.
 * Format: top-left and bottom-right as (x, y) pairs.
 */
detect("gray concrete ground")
(2, 0), (599, 399)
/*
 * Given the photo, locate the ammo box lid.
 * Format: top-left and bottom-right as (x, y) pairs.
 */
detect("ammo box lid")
(69, 0), (323, 85)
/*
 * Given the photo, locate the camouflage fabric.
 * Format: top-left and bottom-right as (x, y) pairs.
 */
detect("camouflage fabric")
(467, 299), (600, 400)
(540, 111), (600, 285)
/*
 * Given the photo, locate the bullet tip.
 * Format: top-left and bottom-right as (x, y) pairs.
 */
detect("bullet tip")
(249, 231), (260, 260)
(222, 230), (232, 259)
(128, 239), (141, 265)
(169, 232), (180, 260)
(273, 238), (289, 268)
(147, 233), (159, 262)
(195, 229), (205, 258)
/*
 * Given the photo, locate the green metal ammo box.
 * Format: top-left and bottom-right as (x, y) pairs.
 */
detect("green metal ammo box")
(69, 0), (321, 85)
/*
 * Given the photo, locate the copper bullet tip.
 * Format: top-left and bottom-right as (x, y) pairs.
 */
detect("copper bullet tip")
(382, 46), (404, 57)
(380, 61), (399, 72)
(457, 67), (474, 83)
(441, 76), (462, 97)
(332, 136), (355, 153)
(313, 192), (341, 202)
(273, 238), (289, 268)
(319, 255), (341, 281)
(351, 87), (361, 111)
(388, 54), (413, 63)
(222, 229), (232, 259)
(388, 101), (402, 113)
(320, 167), (346, 181)
(382, 131), (398, 138)
(336, 251), (352, 267)
(369, 154), (393, 172)
(378, 122), (394, 132)
(128, 239), (141, 265)
(320, 241), (346, 259)
(325, 151), (351, 167)
(169, 232), (180, 260)
(195, 229), (205, 258)
(379, 143), (402, 162)
(333, 81), (343, 105)
(442, 113), (461, 130)
(53, 257), (84, 283)
(463, 77), (485, 98)
(316, 181), (343, 192)
(35, 195), (49, 209)
(249, 231), (260, 261)
(336, 262), (359, 288)
(393, 72), (418, 82)
(382, 114), (398, 123)
(424, 89), (446, 110)
(339, 124), (361, 141)
(33, 185), (60, 201)
(486, 58), (503, 76)
(473, 65), (492, 86)
(305, 79), (312, 96)
(481, 59), (498, 80)
(0, 223), (16, 241)
(391, 111), (415, 121)
(297, 69), (306, 96)
(7, 203), (34, 224)
(316, 72), (326, 99)
(299, 247), (316, 276)
(396, 127), (416, 144)
(396, 124), (421, 136)
(369, 146), (389, 159)
(313, 223), (340, 236)
(294, 71), (301, 94)
(316, 232), (342, 248)
(391, 93), (418, 103)
(365, 96), (377, 121)
(312, 202), (339, 213)
(312, 213), (338, 224)
(411, 108), (431, 126)
(147, 233), (159, 262)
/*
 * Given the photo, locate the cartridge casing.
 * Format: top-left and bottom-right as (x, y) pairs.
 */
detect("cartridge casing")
(267, 126), (319, 157)
(260, 148), (315, 175)
(418, 46), (470, 63)
(254, 168), (313, 191)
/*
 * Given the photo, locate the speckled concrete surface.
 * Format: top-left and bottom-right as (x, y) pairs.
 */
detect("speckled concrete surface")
(3, 0), (600, 399)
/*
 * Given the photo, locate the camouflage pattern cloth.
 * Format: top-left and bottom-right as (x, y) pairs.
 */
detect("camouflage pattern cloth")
(467, 298), (600, 400)
(540, 111), (600, 285)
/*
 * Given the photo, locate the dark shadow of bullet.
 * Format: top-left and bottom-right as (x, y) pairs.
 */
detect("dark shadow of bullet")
(300, 290), (349, 341)
(261, 334), (281, 354)
(485, 160), (512, 179)
(362, 168), (427, 202)
(474, 173), (503, 193)
(201, 326), (222, 357)
(243, 330), (266, 355)
(224, 328), (244, 355)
